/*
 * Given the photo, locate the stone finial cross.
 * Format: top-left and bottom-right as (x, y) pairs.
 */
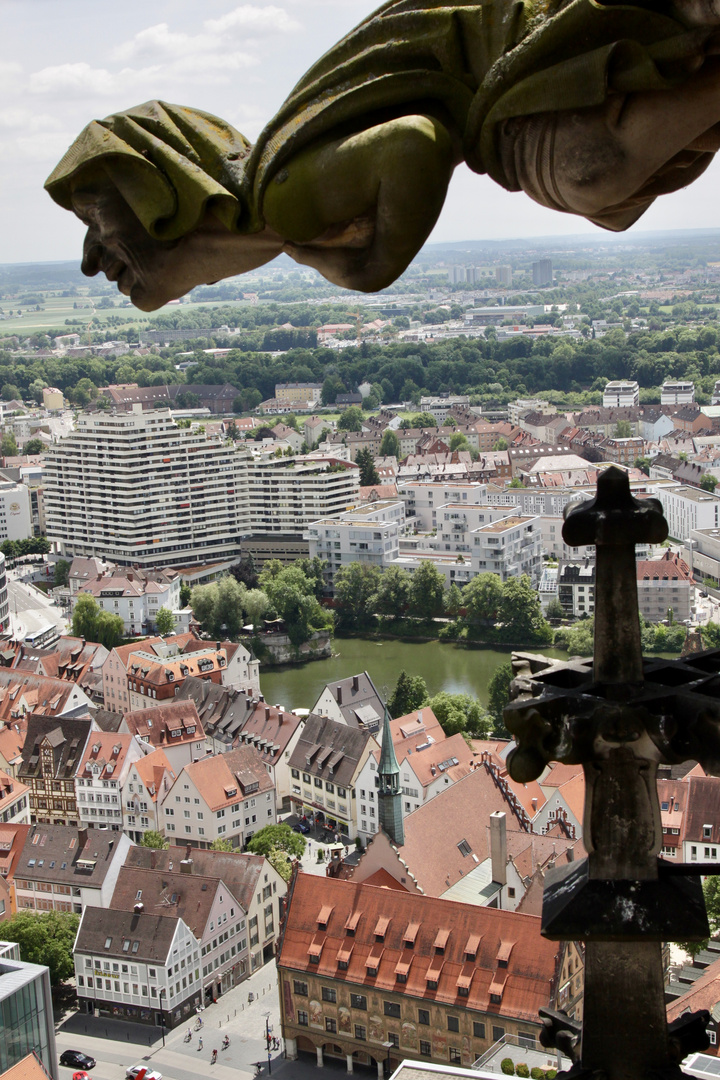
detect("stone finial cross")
(503, 467), (712, 1080)
(563, 465), (668, 686)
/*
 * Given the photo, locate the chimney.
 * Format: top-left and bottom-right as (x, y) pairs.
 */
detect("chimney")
(180, 858), (194, 875)
(134, 902), (144, 915)
(490, 811), (507, 886)
(78, 826), (88, 851)
(336, 686), (343, 705)
(531, 797), (538, 812)
(352, 675), (359, 691)
(151, 850), (156, 869)
(265, 706), (270, 721)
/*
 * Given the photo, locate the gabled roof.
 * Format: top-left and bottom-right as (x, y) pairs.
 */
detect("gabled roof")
(278, 874), (561, 1024)
(123, 845), (269, 912)
(15, 823), (123, 886)
(121, 701), (204, 747)
(0, 822), (32, 880)
(129, 748), (176, 802)
(181, 746), (273, 810)
(111, 865), (220, 937)
(176, 677), (255, 742)
(314, 671), (385, 732)
(288, 714), (377, 787)
(18, 715), (93, 781)
(667, 955), (720, 1036)
(683, 776), (720, 844)
(75, 905), (178, 963)
(368, 767), (579, 898)
(0, 768), (29, 812)
(237, 702), (303, 763)
(78, 732), (135, 781)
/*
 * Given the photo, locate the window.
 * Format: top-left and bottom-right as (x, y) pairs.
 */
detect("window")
(325, 1018), (337, 1034)
(297, 1010), (308, 1027)
(351, 994), (367, 1010)
(384, 1001), (401, 1018)
(448, 1016), (459, 1032)
(449, 1048), (462, 1064)
(420, 1041), (431, 1057)
(355, 1025), (366, 1041)
(294, 980), (308, 996)
(492, 1027), (505, 1043)
(710, 1031), (717, 1047)
(322, 987), (337, 1003)
(473, 1022), (486, 1039)
(388, 1033), (399, 1049)
(418, 1009), (430, 1026)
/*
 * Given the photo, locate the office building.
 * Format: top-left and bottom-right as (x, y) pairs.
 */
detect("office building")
(44, 408), (251, 568)
(0, 942), (58, 1080)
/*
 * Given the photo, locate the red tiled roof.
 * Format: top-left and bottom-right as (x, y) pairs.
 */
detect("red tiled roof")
(278, 873), (561, 1023)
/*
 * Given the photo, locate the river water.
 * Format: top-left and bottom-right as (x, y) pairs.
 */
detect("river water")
(259, 636), (567, 713)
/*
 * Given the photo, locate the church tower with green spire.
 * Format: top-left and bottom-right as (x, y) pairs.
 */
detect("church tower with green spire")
(377, 704), (404, 846)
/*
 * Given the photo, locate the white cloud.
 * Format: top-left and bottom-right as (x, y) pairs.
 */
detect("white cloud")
(205, 6), (301, 35)
(0, 109), (61, 133)
(29, 63), (119, 97)
(113, 6), (300, 65)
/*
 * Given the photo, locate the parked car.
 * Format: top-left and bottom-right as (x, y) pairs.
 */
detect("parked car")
(292, 822), (310, 834)
(73, 1071), (92, 1080)
(60, 1053), (96, 1071)
(126, 1068), (162, 1080)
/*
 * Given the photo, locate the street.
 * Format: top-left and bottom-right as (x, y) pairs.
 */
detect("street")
(5, 567), (67, 640)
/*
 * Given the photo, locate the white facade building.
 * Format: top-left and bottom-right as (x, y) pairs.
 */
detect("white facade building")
(44, 407), (251, 568)
(656, 485), (720, 541)
(398, 481), (490, 531)
(603, 381), (640, 408)
(74, 568), (182, 637)
(75, 733), (146, 832)
(0, 482), (32, 543)
(247, 456), (359, 537)
(305, 500), (404, 593)
(661, 381), (695, 405)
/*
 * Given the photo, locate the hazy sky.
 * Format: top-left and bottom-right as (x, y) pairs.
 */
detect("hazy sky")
(4, 0), (720, 267)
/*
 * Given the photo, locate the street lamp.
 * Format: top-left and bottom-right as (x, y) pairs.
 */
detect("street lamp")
(381, 1040), (393, 1079)
(158, 988), (166, 1047)
(264, 1011), (272, 1075)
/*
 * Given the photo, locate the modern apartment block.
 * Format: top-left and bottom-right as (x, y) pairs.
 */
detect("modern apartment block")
(0, 482), (32, 543)
(661, 380), (695, 405)
(398, 481), (490, 531)
(656, 485), (720, 541)
(603, 381), (640, 408)
(305, 501), (404, 593)
(247, 457), (359, 543)
(44, 407), (251, 568)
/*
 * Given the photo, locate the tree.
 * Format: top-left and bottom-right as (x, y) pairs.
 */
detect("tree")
(243, 588), (270, 629)
(449, 432), (470, 453)
(180, 581), (192, 607)
(379, 429), (400, 458)
(337, 406), (364, 432)
(231, 554), (259, 590)
(95, 610), (125, 649)
(407, 561), (446, 620)
(356, 447), (380, 486)
(487, 662), (513, 737)
(72, 593), (101, 640)
(614, 420), (632, 438)
(498, 576), (553, 645)
(210, 838), (234, 851)
(372, 565), (411, 617)
(444, 582), (463, 618)
(261, 565), (331, 648)
(701, 473), (718, 492)
(246, 823), (306, 858)
(155, 607), (175, 635)
(334, 562), (382, 629)
(140, 831), (169, 849)
(492, 438), (508, 451)
(214, 575), (246, 639)
(388, 670), (429, 718)
(1, 432), (17, 457)
(463, 573), (502, 622)
(1, 911), (79, 985)
(702, 621), (720, 647)
(53, 559), (71, 588)
(427, 691), (492, 737)
(267, 847), (294, 882)
(546, 596), (565, 622)
(23, 438), (45, 455)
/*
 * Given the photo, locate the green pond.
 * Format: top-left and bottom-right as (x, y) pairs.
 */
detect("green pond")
(259, 635), (567, 713)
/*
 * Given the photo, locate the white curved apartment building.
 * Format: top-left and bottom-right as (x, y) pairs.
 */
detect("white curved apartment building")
(43, 407), (251, 568)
